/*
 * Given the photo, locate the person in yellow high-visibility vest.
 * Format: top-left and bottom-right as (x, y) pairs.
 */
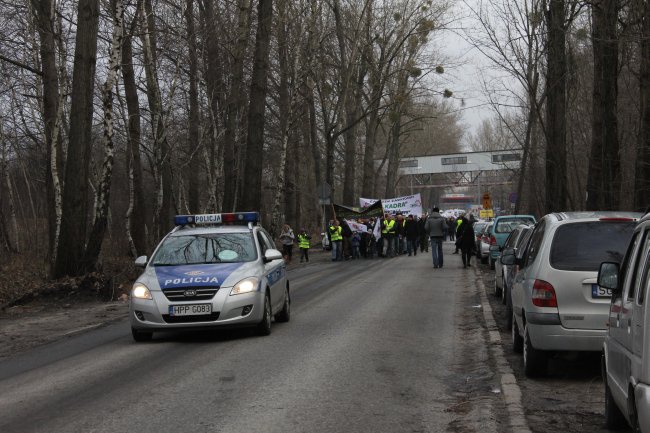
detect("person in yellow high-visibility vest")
(383, 214), (397, 257)
(297, 228), (311, 263)
(329, 220), (343, 261)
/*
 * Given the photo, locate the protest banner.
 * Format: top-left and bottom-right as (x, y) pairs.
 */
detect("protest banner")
(344, 219), (369, 233)
(332, 200), (383, 220)
(360, 194), (423, 216)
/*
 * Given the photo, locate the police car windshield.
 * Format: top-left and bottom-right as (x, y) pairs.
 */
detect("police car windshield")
(151, 233), (257, 265)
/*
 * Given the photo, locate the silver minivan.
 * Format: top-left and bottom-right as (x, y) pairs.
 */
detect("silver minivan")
(504, 211), (641, 377)
(599, 212), (650, 432)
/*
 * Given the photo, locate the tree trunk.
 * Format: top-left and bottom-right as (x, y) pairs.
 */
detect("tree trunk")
(141, 0), (172, 239)
(385, 70), (409, 198)
(0, 127), (18, 253)
(586, 0), (620, 210)
(200, 0), (224, 209)
(82, 0), (124, 272)
(544, 0), (568, 213)
(54, 0), (100, 278)
(222, 0), (251, 212)
(241, 0), (273, 211)
(186, 0), (200, 213)
(30, 0), (61, 271)
(635, 0), (650, 211)
(122, 21), (147, 256)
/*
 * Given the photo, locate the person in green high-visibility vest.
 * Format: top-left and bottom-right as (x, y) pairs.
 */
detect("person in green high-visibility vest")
(297, 228), (311, 263)
(383, 214), (397, 258)
(329, 220), (343, 261)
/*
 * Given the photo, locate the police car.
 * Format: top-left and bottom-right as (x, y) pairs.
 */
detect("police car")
(129, 212), (290, 341)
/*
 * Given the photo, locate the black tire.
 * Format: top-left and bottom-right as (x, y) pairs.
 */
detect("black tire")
(523, 323), (547, 377)
(132, 328), (153, 342)
(512, 313), (523, 353)
(505, 287), (513, 331)
(603, 358), (626, 429)
(481, 254), (488, 264)
(256, 293), (272, 336)
(274, 288), (291, 323)
(490, 257), (496, 270)
(494, 274), (502, 297)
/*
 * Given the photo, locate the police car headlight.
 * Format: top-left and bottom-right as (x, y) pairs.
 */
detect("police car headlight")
(132, 283), (152, 300)
(230, 278), (259, 296)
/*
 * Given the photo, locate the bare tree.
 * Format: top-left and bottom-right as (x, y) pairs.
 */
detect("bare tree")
(82, 0), (125, 272)
(54, 0), (100, 278)
(241, 0), (273, 211)
(122, 1), (147, 256)
(586, 0), (620, 210)
(635, 0), (650, 211)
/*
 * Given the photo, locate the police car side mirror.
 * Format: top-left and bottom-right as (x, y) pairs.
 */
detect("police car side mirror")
(598, 262), (620, 291)
(264, 249), (283, 263)
(135, 256), (148, 268)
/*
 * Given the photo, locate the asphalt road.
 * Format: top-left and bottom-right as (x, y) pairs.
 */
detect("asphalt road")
(0, 243), (508, 433)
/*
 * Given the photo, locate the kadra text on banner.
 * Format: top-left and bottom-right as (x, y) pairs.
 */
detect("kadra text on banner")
(360, 193), (423, 216)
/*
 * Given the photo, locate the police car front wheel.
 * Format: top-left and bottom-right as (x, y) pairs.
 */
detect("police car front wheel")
(256, 293), (272, 336)
(275, 288), (290, 323)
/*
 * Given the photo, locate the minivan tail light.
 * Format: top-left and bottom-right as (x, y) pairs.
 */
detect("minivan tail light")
(490, 235), (497, 245)
(532, 279), (558, 308)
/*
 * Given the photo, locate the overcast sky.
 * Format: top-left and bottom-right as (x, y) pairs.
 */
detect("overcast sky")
(433, 1), (497, 142)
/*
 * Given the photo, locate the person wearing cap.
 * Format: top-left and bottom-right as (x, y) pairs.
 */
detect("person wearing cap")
(297, 228), (311, 263)
(425, 207), (446, 268)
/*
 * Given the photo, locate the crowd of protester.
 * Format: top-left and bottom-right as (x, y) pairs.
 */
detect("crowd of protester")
(325, 209), (474, 264)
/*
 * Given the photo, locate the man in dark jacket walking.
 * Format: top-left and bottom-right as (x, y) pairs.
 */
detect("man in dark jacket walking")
(424, 207), (446, 268)
(456, 216), (475, 268)
(404, 214), (419, 256)
(418, 214), (429, 252)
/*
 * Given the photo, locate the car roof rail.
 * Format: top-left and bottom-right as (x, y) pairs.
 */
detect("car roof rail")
(552, 212), (564, 221)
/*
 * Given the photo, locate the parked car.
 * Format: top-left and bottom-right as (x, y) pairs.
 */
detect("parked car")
(599, 211), (650, 432)
(504, 211), (641, 377)
(479, 222), (494, 264)
(488, 215), (537, 269)
(473, 222), (487, 257)
(496, 225), (534, 330)
(494, 224), (533, 297)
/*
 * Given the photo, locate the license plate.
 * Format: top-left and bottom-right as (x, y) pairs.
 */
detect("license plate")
(168, 304), (212, 316)
(592, 284), (612, 298)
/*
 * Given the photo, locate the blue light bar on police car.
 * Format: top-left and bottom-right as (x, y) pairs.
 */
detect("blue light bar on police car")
(174, 212), (259, 226)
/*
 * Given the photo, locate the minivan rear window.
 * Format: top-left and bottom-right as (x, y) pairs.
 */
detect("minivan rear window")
(494, 217), (535, 233)
(550, 222), (636, 271)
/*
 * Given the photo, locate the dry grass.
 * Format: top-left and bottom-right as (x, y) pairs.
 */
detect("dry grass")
(0, 252), (139, 309)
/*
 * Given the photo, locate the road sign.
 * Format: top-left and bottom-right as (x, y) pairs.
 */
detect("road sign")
(482, 192), (492, 209)
(480, 209), (494, 219)
(317, 182), (332, 200)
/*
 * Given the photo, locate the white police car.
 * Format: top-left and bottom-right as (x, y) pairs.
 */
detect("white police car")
(129, 212), (290, 341)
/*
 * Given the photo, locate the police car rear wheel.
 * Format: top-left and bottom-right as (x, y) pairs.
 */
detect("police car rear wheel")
(256, 293), (272, 336)
(275, 288), (290, 323)
(131, 328), (153, 342)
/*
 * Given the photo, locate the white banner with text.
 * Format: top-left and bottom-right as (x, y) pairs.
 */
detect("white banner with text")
(360, 194), (423, 216)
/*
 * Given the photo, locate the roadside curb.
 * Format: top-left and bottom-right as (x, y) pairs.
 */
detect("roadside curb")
(474, 266), (532, 433)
